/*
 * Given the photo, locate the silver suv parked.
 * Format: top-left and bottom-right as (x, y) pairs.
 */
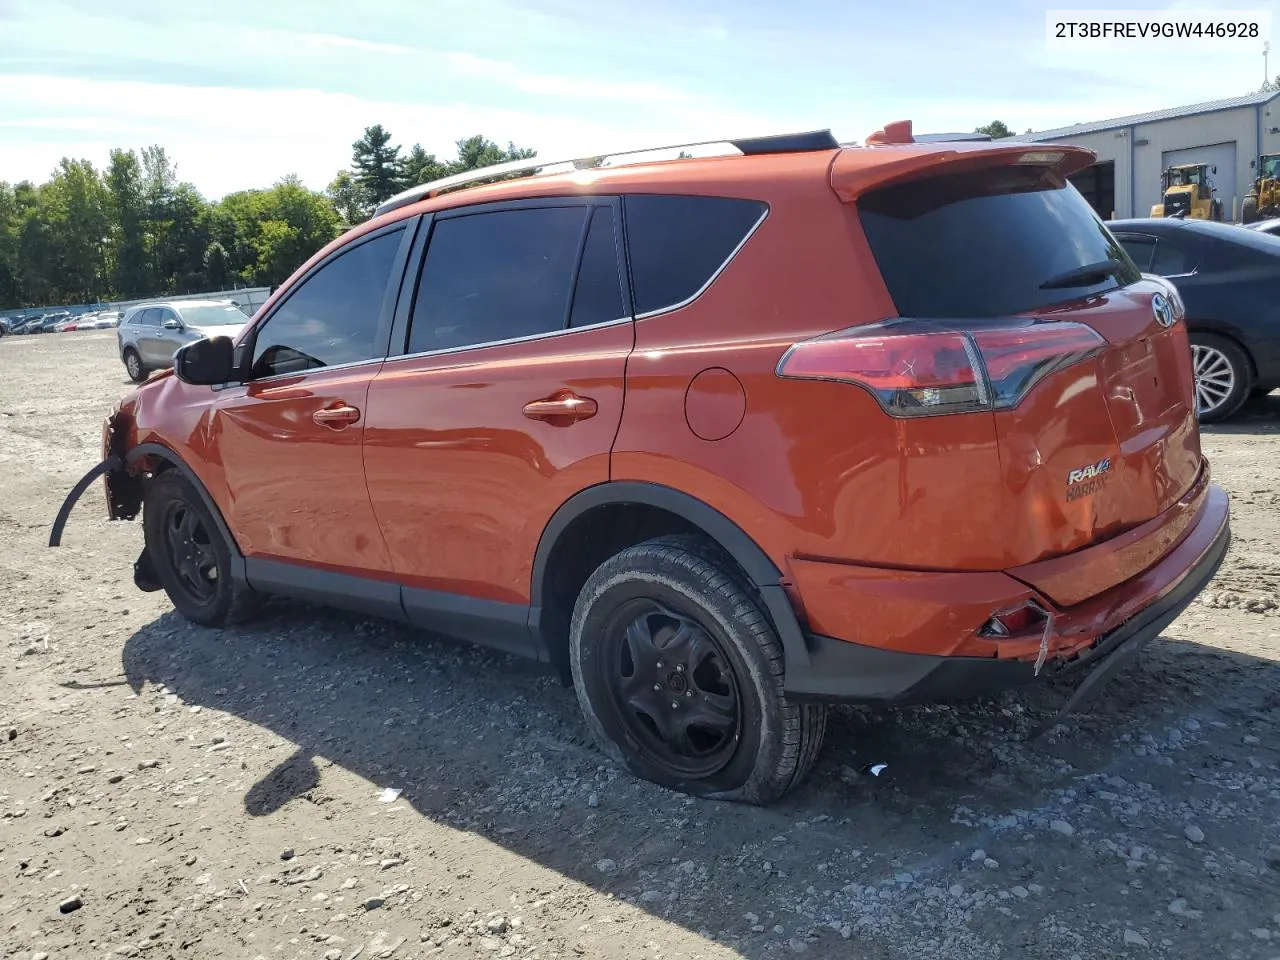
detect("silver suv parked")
(117, 300), (250, 382)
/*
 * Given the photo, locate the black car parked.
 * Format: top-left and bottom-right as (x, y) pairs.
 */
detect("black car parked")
(1108, 218), (1280, 422)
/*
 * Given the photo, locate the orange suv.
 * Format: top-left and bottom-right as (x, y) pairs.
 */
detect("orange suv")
(52, 122), (1230, 804)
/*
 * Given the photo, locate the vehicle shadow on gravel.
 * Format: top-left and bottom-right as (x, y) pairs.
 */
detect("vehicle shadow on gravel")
(119, 602), (1279, 955)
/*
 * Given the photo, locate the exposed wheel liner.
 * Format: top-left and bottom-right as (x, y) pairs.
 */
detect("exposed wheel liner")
(48, 455), (122, 547)
(530, 481), (812, 671)
(569, 534), (826, 804)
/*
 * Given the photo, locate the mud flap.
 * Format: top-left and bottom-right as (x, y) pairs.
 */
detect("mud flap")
(134, 547), (162, 592)
(48, 455), (122, 548)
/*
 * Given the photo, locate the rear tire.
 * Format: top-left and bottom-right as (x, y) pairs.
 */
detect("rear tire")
(569, 534), (826, 805)
(143, 471), (261, 627)
(124, 348), (147, 383)
(1242, 196), (1259, 224)
(1189, 332), (1252, 423)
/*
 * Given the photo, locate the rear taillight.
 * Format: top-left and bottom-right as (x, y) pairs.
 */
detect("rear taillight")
(776, 318), (1106, 417)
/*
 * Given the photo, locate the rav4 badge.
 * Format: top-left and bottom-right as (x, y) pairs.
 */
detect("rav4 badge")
(1066, 457), (1112, 501)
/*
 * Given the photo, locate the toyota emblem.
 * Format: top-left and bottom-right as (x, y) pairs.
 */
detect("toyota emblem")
(1151, 293), (1176, 328)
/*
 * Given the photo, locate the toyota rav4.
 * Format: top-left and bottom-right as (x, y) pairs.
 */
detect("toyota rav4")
(52, 122), (1231, 804)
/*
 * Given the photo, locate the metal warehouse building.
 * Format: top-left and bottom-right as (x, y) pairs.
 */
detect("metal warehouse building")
(1009, 90), (1280, 221)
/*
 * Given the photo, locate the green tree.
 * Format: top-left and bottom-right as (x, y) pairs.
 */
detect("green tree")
(448, 135), (536, 175)
(0, 182), (23, 307)
(326, 169), (370, 225)
(975, 120), (1014, 139)
(351, 125), (408, 207)
(403, 143), (449, 185)
(204, 241), (229, 288)
(210, 177), (340, 286)
(42, 158), (111, 301)
(105, 149), (150, 298)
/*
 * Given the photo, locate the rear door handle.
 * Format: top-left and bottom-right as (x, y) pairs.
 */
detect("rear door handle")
(312, 403), (361, 428)
(522, 392), (598, 424)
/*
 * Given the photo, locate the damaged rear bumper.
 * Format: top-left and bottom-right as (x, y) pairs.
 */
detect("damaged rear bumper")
(784, 483), (1231, 717)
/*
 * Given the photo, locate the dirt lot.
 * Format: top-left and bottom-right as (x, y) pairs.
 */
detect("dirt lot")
(2, 330), (1279, 960)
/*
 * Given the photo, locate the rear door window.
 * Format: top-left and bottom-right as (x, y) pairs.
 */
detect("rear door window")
(623, 195), (767, 316)
(570, 206), (626, 327)
(1117, 236), (1155, 271)
(857, 169), (1143, 318)
(407, 205), (589, 354)
(1151, 239), (1195, 275)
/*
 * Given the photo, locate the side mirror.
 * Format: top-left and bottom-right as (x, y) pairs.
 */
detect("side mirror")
(174, 336), (236, 385)
(163, 318), (182, 330)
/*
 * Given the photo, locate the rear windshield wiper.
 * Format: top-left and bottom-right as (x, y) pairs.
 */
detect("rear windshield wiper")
(1038, 259), (1126, 290)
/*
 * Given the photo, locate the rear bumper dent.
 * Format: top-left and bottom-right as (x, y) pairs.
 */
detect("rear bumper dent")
(784, 483), (1230, 704)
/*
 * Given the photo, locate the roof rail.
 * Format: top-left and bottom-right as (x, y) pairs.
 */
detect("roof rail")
(372, 129), (840, 218)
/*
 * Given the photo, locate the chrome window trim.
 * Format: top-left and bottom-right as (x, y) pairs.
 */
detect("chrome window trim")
(216, 355), (387, 389)
(383, 199), (768, 363)
(630, 204), (769, 321)
(389, 314), (633, 365)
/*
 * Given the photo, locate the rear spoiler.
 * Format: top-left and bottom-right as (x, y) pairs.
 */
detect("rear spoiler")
(830, 121), (1096, 201)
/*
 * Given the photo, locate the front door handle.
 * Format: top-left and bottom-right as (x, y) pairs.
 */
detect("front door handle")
(312, 403), (361, 428)
(522, 392), (598, 424)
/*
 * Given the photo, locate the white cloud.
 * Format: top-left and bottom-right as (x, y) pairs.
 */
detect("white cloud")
(439, 52), (703, 106)
(292, 32), (417, 55)
(0, 74), (785, 197)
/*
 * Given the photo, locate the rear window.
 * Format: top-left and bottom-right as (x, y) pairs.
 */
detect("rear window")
(624, 195), (767, 316)
(857, 168), (1142, 319)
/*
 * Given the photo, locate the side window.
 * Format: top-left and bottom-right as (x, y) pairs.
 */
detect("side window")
(250, 228), (404, 379)
(570, 206), (625, 327)
(1152, 239), (1194, 275)
(407, 206), (588, 355)
(623, 195), (767, 316)
(1117, 237), (1155, 271)
(139, 308), (162, 327)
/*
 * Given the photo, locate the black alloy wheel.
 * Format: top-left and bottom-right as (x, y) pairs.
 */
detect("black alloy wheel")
(599, 599), (742, 780)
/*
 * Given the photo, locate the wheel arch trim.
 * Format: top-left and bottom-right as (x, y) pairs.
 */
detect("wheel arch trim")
(528, 481), (812, 668)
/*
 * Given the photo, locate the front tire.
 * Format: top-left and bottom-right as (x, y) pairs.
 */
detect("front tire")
(1242, 195), (1259, 224)
(143, 471), (261, 627)
(123, 348), (147, 383)
(1190, 332), (1252, 423)
(569, 535), (825, 804)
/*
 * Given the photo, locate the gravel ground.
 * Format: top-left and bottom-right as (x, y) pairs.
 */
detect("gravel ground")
(2, 330), (1279, 960)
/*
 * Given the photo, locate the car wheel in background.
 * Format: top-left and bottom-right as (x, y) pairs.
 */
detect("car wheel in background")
(123, 348), (147, 383)
(569, 534), (826, 804)
(1189, 332), (1252, 423)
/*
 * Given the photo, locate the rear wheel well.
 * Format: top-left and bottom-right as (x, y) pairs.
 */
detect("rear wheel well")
(538, 503), (759, 682)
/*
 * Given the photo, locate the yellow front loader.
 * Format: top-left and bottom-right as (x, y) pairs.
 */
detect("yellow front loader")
(1150, 163), (1223, 221)
(1242, 153), (1280, 224)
